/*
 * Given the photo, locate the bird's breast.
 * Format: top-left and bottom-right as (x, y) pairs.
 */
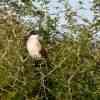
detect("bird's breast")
(26, 38), (42, 58)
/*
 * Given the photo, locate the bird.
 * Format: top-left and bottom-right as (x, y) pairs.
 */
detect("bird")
(25, 31), (48, 60)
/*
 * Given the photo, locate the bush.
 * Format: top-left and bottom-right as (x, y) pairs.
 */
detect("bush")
(0, 10), (100, 100)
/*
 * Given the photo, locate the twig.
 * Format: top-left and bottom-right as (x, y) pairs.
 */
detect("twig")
(45, 57), (67, 77)
(67, 67), (79, 100)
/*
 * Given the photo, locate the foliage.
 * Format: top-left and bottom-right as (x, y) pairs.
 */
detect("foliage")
(0, 0), (100, 100)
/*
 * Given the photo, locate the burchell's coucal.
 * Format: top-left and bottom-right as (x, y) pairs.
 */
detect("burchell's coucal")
(26, 31), (48, 60)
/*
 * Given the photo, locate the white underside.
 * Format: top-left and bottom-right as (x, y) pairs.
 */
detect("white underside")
(26, 35), (42, 59)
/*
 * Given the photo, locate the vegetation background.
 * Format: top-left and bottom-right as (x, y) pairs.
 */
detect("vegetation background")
(0, 0), (100, 100)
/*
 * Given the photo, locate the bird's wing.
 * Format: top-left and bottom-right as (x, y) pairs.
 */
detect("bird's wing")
(40, 47), (48, 59)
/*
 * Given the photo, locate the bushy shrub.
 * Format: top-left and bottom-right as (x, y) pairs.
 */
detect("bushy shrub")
(0, 9), (100, 100)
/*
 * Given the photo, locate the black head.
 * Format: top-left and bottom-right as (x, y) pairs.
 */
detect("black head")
(24, 30), (39, 41)
(28, 30), (39, 37)
(30, 31), (39, 35)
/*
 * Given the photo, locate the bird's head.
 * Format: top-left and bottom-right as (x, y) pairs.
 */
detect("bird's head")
(25, 30), (43, 41)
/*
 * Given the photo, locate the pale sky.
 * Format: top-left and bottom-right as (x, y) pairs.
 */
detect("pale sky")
(43, 0), (93, 33)
(23, 0), (95, 33)
(69, 0), (93, 21)
(47, 0), (93, 22)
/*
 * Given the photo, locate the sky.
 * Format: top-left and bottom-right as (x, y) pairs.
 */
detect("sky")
(23, 0), (94, 24)
(69, 0), (93, 21)
(46, 0), (94, 32)
(22, 0), (98, 34)
(47, 0), (93, 22)
(0, 0), (94, 25)
(68, 0), (100, 38)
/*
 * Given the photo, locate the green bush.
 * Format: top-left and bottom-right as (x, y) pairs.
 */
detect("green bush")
(0, 10), (100, 100)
